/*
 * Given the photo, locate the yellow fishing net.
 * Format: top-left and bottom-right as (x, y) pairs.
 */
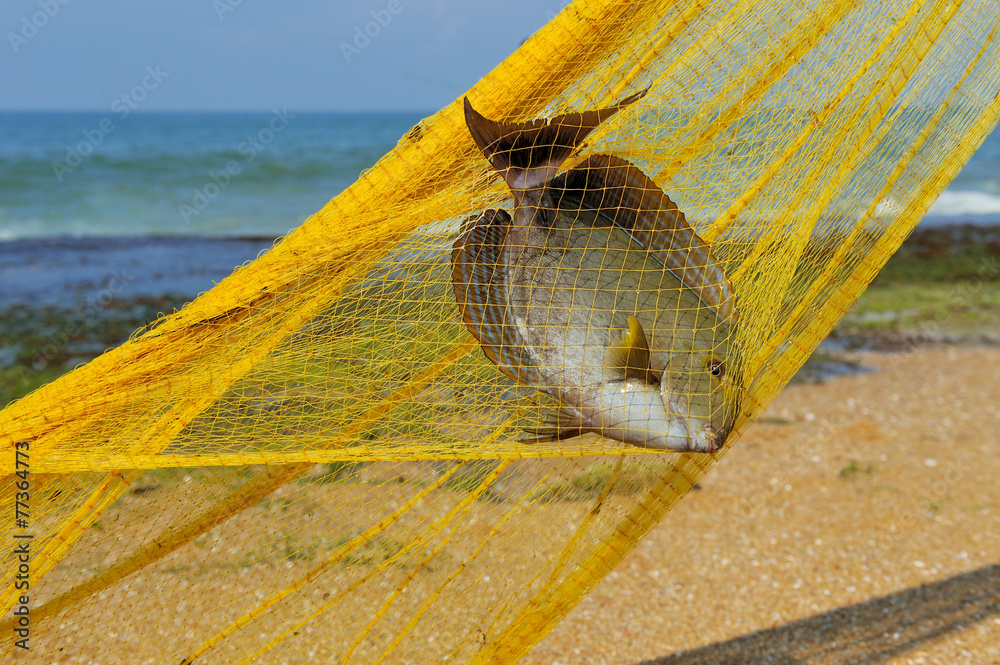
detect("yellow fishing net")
(3, 0), (999, 662)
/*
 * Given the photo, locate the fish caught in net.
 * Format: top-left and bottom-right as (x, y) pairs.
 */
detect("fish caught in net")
(454, 91), (741, 452)
(2, 0), (999, 663)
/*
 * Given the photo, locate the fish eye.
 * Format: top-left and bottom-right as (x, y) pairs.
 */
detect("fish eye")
(707, 360), (725, 378)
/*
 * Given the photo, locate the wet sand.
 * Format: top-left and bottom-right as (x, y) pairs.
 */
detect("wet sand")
(525, 344), (1000, 665)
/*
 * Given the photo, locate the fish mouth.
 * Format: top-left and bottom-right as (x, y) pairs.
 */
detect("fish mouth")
(661, 400), (730, 454)
(702, 380), (743, 453)
(696, 425), (721, 454)
(701, 423), (732, 454)
(669, 420), (724, 454)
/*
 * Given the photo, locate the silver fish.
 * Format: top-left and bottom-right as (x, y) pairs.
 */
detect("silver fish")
(452, 91), (741, 453)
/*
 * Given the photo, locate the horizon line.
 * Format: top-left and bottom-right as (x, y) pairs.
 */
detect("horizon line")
(0, 107), (439, 115)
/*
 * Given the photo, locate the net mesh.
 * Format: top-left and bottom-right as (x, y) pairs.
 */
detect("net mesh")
(3, 0), (999, 662)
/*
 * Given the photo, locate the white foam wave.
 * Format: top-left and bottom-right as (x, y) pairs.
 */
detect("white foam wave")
(927, 190), (1000, 217)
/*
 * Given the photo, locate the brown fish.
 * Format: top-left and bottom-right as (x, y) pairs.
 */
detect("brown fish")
(453, 92), (741, 453)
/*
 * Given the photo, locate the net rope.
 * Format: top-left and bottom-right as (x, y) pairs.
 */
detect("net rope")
(2, 0), (999, 662)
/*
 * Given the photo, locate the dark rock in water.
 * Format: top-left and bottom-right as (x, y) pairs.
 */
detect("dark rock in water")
(0, 236), (278, 407)
(0, 235), (276, 309)
(792, 340), (877, 384)
(900, 224), (1000, 260)
(828, 329), (1000, 353)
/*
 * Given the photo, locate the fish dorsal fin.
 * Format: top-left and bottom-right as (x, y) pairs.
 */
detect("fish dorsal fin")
(451, 209), (539, 386)
(605, 316), (658, 384)
(553, 154), (739, 323)
(463, 90), (646, 193)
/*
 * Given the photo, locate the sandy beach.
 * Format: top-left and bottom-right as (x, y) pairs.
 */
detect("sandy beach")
(23, 345), (998, 665)
(524, 344), (1000, 664)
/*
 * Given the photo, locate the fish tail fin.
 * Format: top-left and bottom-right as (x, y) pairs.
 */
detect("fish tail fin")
(519, 406), (595, 444)
(463, 89), (646, 192)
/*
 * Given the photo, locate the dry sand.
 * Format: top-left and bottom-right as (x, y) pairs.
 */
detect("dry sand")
(15, 345), (998, 664)
(524, 344), (1000, 665)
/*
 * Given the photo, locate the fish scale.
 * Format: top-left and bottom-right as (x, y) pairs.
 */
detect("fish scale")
(508, 214), (719, 398)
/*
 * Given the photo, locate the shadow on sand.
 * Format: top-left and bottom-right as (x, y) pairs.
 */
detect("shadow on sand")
(639, 563), (1000, 664)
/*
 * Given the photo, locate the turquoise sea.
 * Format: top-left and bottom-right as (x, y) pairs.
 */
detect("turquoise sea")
(0, 110), (427, 241)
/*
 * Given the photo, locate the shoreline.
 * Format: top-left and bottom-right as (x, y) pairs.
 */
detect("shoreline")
(1, 222), (997, 308)
(0, 234), (277, 309)
(1, 222), (997, 406)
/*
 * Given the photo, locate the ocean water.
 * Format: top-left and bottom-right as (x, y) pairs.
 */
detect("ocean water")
(0, 111), (428, 241)
(0, 110), (998, 243)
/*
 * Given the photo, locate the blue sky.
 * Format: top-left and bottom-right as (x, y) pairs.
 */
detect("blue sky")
(2, 0), (567, 112)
